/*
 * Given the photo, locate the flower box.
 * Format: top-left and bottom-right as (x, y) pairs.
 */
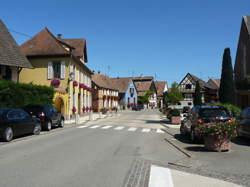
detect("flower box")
(79, 83), (85, 89)
(51, 79), (60, 86)
(82, 107), (85, 112)
(73, 81), (78, 87)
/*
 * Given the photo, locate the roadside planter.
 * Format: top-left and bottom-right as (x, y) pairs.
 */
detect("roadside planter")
(169, 109), (181, 124)
(199, 122), (238, 152)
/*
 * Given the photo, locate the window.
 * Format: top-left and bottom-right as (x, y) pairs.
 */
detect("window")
(53, 62), (61, 78)
(7, 110), (21, 120)
(184, 94), (193, 99)
(185, 84), (192, 89)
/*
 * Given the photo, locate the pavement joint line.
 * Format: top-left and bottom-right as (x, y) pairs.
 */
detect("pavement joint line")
(164, 138), (192, 158)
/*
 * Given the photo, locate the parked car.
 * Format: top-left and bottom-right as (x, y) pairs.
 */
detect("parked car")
(0, 108), (41, 142)
(23, 105), (64, 131)
(237, 107), (250, 138)
(180, 105), (233, 143)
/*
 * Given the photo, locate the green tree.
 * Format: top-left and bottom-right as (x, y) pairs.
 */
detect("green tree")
(138, 90), (154, 104)
(219, 48), (236, 105)
(193, 81), (202, 106)
(164, 82), (183, 104)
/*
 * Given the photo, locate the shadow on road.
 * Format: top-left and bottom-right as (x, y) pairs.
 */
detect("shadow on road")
(231, 137), (250, 146)
(144, 120), (167, 124)
(174, 134), (192, 144)
(185, 146), (213, 152)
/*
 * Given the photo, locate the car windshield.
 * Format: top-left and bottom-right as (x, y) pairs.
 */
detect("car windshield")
(199, 109), (230, 118)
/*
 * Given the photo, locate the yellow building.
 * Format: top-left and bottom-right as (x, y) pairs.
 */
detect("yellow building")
(19, 28), (92, 119)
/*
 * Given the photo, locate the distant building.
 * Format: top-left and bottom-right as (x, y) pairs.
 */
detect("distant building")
(0, 20), (32, 82)
(91, 73), (119, 112)
(155, 81), (168, 108)
(178, 73), (215, 107)
(110, 77), (138, 108)
(234, 15), (250, 109)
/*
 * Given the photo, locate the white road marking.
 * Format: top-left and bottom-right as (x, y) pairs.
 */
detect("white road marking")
(114, 126), (125, 130)
(77, 125), (89, 129)
(149, 165), (174, 187)
(156, 129), (165, 134)
(102, 126), (112, 129)
(142, 128), (151, 133)
(128, 127), (137, 132)
(89, 125), (100, 129)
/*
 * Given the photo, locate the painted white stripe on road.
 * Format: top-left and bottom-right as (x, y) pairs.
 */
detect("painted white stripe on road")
(142, 128), (151, 133)
(77, 125), (89, 129)
(114, 126), (124, 130)
(89, 125), (100, 129)
(128, 127), (137, 132)
(102, 126), (112, 129)
(149, 165), (174, 187)
(156, 129), (165, 134)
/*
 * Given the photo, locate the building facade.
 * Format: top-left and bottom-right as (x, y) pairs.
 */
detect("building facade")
(19, 28), (92, 119)
(234, 15), (250, 109)
(110, 78), (138, 108)
(92, 73), (119, 112)
(155, 81), (168, 108)
(0, 20), (32, 82)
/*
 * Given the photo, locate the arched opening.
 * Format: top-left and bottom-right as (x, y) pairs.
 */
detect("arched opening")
(54, 97), (65, 115)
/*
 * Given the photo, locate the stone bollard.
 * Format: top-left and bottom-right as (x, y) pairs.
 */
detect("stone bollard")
(75, 114), (80, 125)
(89, 111), (93, 121)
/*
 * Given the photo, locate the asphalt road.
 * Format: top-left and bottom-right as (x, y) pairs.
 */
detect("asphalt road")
(0, 110), (186, 187)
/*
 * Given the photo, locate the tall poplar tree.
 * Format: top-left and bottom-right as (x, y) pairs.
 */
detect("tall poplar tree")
(194, 81), (202, 106)
(219, 48), (236, 105)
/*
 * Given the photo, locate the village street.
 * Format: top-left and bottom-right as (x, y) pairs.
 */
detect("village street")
(0, 110), (244, 187)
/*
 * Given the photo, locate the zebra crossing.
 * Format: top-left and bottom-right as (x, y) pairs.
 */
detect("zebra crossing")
(77, 125), (166, 134)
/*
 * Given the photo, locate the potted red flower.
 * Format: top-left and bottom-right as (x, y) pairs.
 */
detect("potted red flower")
(86, 107), (89, 112)
(169, 109), (181, 124)
(80, 83), (85, 89)
(72, 106), (76, 113)
(51, 79), (60, 87)
(198, 121), (238, 152)
(73, 81), (78, 87)
(82, 107), (85, 112)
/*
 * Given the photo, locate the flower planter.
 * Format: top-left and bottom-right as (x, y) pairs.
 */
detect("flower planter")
(73, 81), (78, 87)
(51, 79), (60, 87)
(204, 136), (231, 152)
(171, 116), (181, 124)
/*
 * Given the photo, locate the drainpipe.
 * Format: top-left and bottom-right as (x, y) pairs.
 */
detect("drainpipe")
(17, 67), (22, 83)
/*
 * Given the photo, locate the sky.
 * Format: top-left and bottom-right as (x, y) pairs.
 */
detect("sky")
(1, 0), (250, 85)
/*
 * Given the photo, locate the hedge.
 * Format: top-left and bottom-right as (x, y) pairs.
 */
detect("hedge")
(0, 80), (55, 108)
(208, 102), (241, 117)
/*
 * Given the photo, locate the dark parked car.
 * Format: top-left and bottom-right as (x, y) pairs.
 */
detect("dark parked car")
(237, 107), (250, 138)
(180, 105), (233, 143)
(24, 105), (64, 131)
(0, 108), (41, 142)
(182, 106), (191, 114)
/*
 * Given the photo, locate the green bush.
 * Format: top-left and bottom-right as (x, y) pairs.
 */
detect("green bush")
(208, 102), (241, 117)
(169, 109), (180, 117)
(0, 80), (54, 108)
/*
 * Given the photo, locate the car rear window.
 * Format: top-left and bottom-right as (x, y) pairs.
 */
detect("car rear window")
(199, 109), (230, 118)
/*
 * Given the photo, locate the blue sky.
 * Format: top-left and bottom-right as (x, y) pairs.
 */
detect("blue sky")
(1, 0), (250, 85)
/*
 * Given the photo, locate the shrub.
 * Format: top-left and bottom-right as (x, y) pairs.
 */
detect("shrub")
(169, 109), (180, 117)
(0, 80), (54, 108)
(208, 102), (241, 117)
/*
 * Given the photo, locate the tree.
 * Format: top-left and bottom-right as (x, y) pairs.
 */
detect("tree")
(138, 90), (154, 104)
(164, 82), (183, 104)
(219, 48), (236, 105)
(193, 81), (202, 106)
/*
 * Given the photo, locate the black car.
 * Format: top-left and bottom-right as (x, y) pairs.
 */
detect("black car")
(237, 107), (250, 138)
(0, 108), (41, 142)
(180, 105), (233, 143)
(24, 105), (64, 131)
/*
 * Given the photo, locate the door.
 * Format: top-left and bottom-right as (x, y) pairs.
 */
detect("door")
(19, 110), (34, 133)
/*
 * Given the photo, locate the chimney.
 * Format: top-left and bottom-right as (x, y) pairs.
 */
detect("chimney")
(57, 34), (62, 39)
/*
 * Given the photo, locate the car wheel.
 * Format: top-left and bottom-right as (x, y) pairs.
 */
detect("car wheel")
(59, 118), (64, 128)
(190, 129), (197, 143)
(33, 124), (41, 135)
(45, 121), (52, 131)
(3, 127), (13, 142)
